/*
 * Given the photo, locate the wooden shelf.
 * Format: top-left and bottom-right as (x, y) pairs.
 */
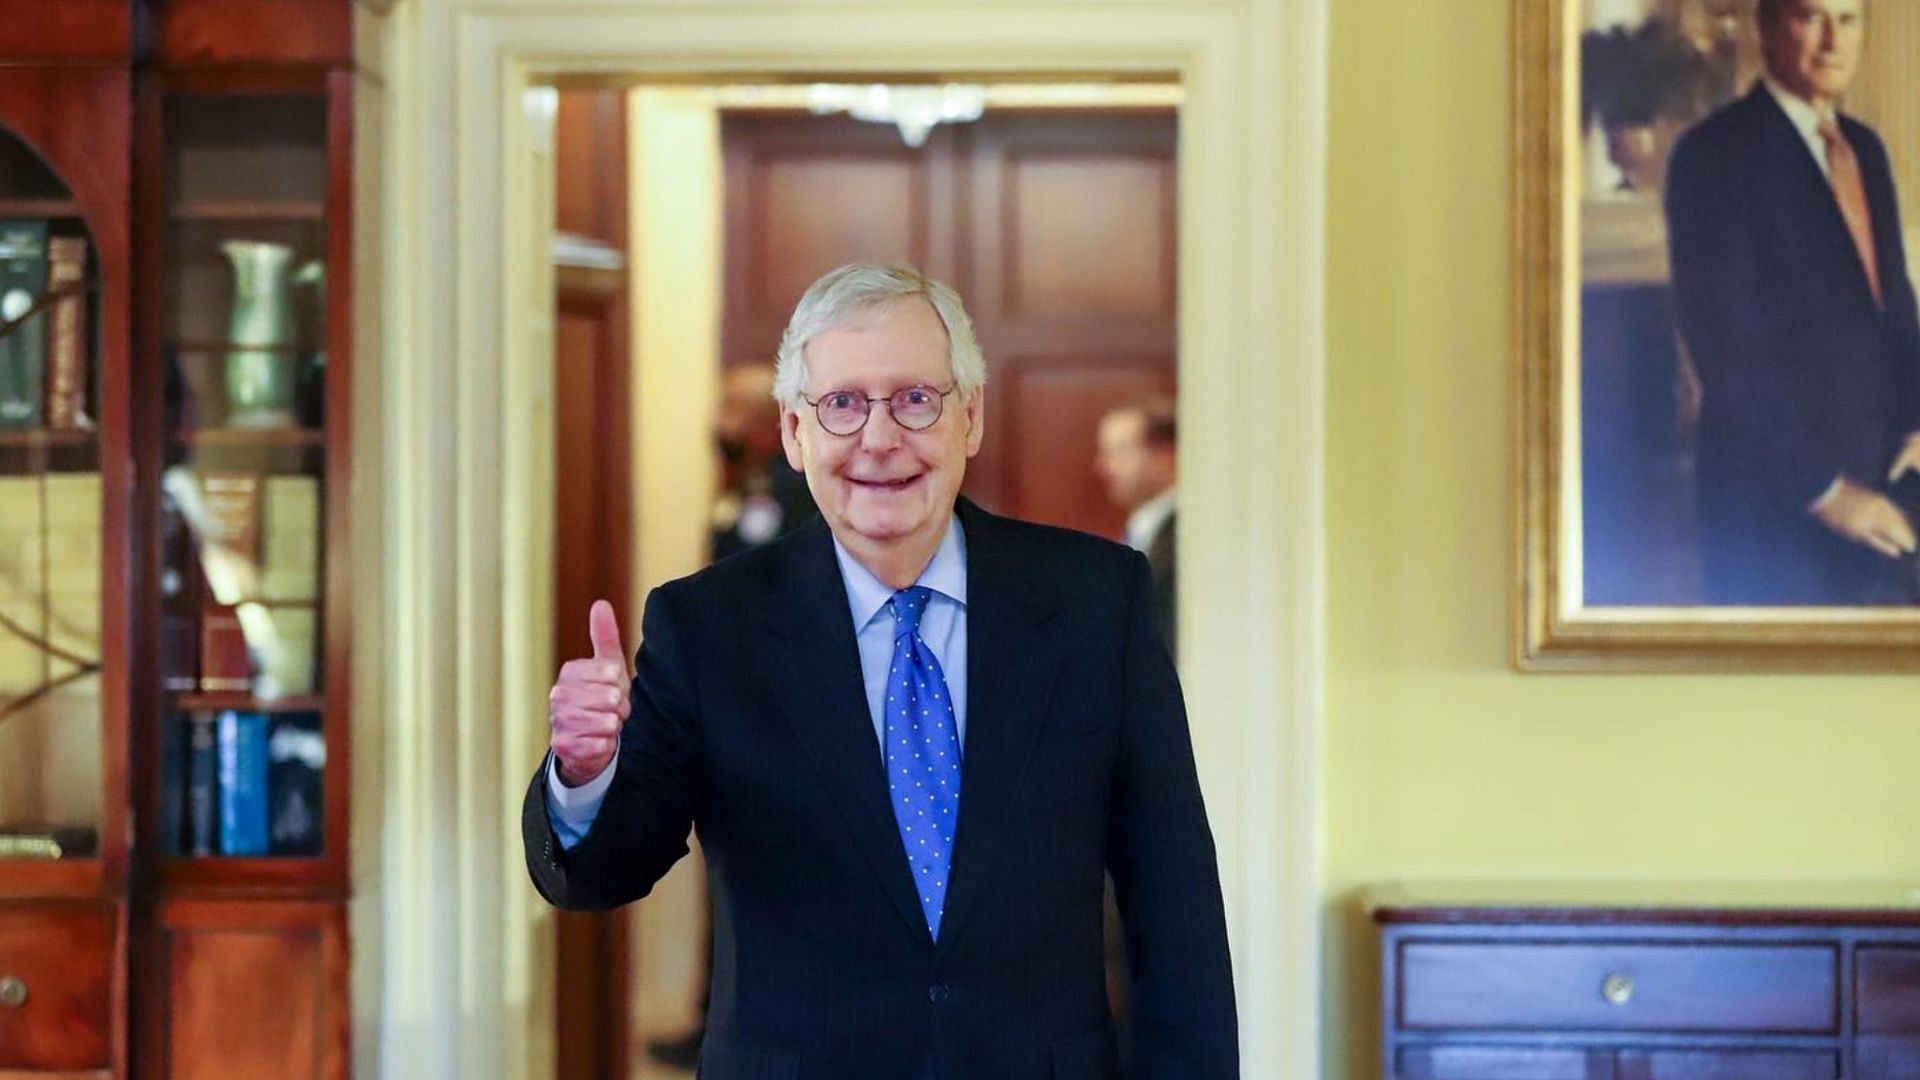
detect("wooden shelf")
(170, 200), (324, 222)
(0, 427), (94, 448)
(173, 426), (323, 448)
(170, 693), (323, 713)
(0, 198), (82, 219)
(0, 857), (105, 899)
(170, 340), (316, 356)
(160, 594), (319, 610)
(157, 857), (344, 900)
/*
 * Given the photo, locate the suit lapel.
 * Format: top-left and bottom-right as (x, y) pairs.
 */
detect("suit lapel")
(935, 500), (1064, 959)
(1749, 85), (1886, 310)
(757, 519), (932, 945)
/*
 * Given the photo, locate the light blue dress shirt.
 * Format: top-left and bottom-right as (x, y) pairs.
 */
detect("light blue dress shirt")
(546, 515), (970, 849)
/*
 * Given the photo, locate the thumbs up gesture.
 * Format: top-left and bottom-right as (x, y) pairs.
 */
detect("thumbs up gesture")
(548, 599), (632, 787)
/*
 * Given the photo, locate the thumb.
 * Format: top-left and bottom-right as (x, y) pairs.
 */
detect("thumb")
(588, 599), (628, 666)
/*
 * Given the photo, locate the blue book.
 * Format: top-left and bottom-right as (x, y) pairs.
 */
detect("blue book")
(217, 710), (270, 856)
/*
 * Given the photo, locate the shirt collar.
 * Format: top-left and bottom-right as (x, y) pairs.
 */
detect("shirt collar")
(832, 513), (969, 631)
(1126, 487), (1177, 552)
(1763, 75), (1836, 142)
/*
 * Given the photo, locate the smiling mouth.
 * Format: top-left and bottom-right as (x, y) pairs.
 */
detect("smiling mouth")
(851, 475), (922, 491)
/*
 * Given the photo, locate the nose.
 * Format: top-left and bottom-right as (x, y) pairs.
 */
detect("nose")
(858, 401), (906, 451)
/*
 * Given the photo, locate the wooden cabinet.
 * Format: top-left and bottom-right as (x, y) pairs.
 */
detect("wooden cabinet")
(0, 4), (356, 1077)
(1377, 888), (1920, 1080)
(0, 903), (117, 1072)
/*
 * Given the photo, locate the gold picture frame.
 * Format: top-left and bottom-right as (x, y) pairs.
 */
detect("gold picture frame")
(1514, 0), (1920, 670)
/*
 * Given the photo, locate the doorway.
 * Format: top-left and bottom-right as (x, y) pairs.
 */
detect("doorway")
(363, 7), (1326, 1076)
(545, 81), (1184, 1079)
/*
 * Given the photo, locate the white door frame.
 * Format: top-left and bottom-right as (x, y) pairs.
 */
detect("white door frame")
(364, 2), (1327, 1077)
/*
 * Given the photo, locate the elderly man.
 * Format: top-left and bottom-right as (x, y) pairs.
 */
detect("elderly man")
(524, 263), (1237, 1079)
(1665, 0), (1920, 603)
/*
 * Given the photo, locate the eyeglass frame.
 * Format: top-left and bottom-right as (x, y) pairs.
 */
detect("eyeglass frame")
(798, 382), (960, 437)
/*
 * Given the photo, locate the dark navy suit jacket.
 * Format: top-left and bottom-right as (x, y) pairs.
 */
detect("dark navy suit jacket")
(523, 498), (1237, 1079)
(1665, 83), (1920, 604)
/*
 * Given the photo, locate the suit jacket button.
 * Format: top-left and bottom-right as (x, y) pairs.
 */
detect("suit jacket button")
(928, 984), (951, 1003)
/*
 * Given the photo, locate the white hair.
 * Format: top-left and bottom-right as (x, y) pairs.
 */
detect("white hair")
(772, 262), (986, 409)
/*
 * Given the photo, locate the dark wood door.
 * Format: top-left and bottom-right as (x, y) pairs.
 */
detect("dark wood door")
(550, 86), (632, 1080)
(722, 109), (1176, 541)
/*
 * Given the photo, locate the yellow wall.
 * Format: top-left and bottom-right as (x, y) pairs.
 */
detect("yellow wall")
(1324, 2), (1920, 1076)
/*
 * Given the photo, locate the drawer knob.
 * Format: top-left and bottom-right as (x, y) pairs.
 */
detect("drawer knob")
(0, 976), (25, 1008)
(1601, 972), (1634, 1006)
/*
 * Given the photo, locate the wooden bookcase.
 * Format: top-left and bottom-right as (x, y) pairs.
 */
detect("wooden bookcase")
(0, 4), (356, 1078)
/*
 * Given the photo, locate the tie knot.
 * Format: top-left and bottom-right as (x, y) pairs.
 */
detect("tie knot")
(1818, 117), (1843, 146)
(889, 586), (933, 638)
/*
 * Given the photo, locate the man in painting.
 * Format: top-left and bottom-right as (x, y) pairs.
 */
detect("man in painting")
(1665, 0), (1920, 604)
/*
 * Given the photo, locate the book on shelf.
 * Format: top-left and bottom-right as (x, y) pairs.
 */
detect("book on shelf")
(0, 219), (48, 428)
(199, 470), (263, 561)
(217, 709), (270, 856)
(199, 602), (252, 692)
(184, 712), (217, 856)
(268, 711), (324, 856)
(43, 235), (87, 430)
(0, 825), (98, 860)
(160, 491), (202, 692)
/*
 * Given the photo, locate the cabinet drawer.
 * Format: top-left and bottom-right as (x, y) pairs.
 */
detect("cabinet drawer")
(1616, 1050), (1836, 1080)
(1862, 948), (1920, 1031)
(0, 902), (115, 1070)
(1399, 942), (1836, 1032)
(1858, 1036), (1920, 1080)
(1397, 1046), (1608, 1080)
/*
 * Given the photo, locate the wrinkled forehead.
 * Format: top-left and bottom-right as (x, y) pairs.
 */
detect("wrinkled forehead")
(801, 298), (954, 380)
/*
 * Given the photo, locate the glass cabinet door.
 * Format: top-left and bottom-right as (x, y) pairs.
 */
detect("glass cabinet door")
(0, 128), (105, 862)
(157, 90), (328, 860)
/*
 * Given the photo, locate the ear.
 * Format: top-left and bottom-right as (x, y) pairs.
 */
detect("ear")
(962, 388), (986, 458)
(780, 405), (807, 472)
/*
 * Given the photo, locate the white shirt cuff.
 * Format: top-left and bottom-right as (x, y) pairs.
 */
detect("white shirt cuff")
(1810, 475), (1844, 512)
(545, 751), (617, 850)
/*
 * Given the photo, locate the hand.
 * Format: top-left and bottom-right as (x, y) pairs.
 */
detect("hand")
(1889, 432), (1920, 485)
(548, 600), (632, 787)
(1812, 478), (1919, 558)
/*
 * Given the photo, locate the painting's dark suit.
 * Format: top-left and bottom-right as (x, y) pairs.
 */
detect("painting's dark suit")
(523, 498), (1237, 1080)
(1665, 83), (1920, 604)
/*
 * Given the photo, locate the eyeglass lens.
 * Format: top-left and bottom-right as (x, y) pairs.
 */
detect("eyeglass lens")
(816, 386), (946, 435)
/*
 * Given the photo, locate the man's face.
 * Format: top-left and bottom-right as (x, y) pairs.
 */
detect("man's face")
(1760, 0), (1865, 107)
(780, 298), (983, 555)
(1095, 410), (1173, 511)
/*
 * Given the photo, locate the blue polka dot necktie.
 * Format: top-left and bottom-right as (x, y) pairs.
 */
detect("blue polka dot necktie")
(884, 586), (962, 940)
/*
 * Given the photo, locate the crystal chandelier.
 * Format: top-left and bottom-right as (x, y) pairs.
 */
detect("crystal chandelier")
(807, 83), (987, 148)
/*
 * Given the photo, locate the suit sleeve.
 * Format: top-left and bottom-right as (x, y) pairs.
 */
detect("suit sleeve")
(1106, 552), (1238, 1078)
(1666, 130), (1851, 506)
(522, 583), (706, 910)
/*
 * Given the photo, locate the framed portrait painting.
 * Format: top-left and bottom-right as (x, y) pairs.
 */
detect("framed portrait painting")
(1515, 0), (1920, 668)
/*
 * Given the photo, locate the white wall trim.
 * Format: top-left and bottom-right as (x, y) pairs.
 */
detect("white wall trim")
(368, 2), (1326, 1076)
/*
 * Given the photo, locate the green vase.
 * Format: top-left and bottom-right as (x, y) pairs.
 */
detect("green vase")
(222, 240), (297, 428)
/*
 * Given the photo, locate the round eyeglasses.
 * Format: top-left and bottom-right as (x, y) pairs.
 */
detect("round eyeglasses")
(802, 384), (957, 437)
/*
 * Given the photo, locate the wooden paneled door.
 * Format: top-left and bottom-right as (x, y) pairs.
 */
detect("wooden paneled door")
(550, 86), (633, 1080)
(722, 109), (1176, 541)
